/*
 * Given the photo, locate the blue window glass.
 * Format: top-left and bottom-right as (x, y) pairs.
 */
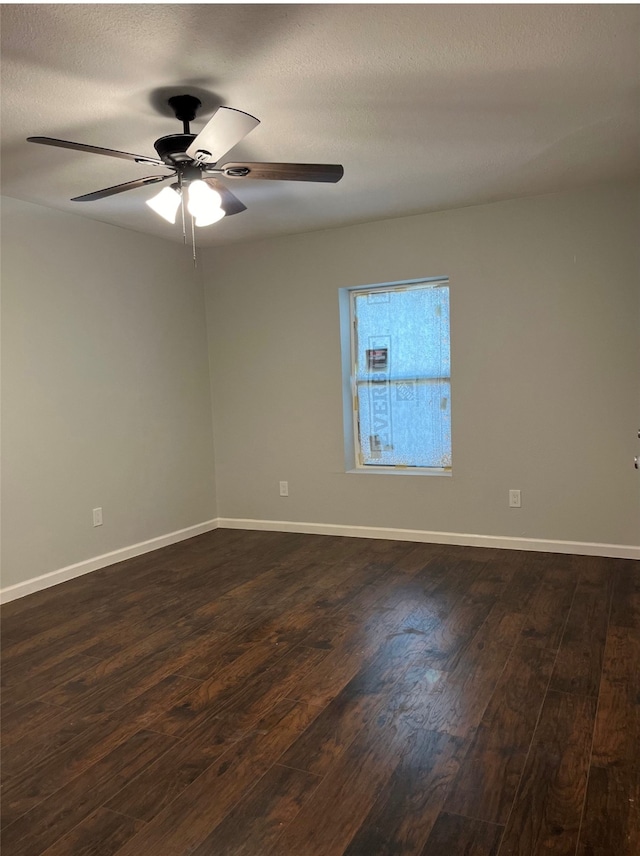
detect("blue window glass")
(352, 282), (451, 469)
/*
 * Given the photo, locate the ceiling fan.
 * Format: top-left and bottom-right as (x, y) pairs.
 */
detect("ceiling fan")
(27, 94), (344, 228)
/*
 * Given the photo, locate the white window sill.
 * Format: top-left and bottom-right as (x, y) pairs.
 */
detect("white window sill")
(346, 467), (452, 477)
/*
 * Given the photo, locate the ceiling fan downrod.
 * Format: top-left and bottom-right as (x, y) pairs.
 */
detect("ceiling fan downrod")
(153, 96), (205, 166)
(167, 94), (202, 135)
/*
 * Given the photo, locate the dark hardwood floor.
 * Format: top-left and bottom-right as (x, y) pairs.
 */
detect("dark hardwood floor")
(1, 529), (638, 855)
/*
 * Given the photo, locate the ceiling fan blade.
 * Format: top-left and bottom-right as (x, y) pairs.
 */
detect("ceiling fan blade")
(27, 136), (163, 165)
(202, 177), (247, 216)
(220, 162), (344, 183)
(186, 107), (260, 165)
(70, 175), (170, 202)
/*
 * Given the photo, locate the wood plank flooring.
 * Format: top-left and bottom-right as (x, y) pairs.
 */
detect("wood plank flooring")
(1, 530), (638, 856)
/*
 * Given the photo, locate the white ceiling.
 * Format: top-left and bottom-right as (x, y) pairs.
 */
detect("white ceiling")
(1, 3), (639, 247)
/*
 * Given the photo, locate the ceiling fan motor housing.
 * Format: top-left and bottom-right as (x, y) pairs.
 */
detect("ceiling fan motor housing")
(153, 134), (197, 165)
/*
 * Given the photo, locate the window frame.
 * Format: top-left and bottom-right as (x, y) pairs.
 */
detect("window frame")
(341, 277), (452, 476)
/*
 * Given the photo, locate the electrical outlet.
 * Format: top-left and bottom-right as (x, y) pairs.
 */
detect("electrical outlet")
(508, 490), (521, 508)
(279, 481), (289, 497)
(92, 507), (103, 526)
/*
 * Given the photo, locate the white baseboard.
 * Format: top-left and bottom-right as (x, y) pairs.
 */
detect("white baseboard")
(0, 519), (219, 604)
(217, 517), (640, 560)
(3, 515), (637, 604)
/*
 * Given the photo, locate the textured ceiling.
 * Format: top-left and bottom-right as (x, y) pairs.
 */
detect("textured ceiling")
(1, 4), (639, 246)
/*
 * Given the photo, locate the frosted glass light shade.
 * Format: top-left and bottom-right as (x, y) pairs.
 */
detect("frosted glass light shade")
(194, 206), (225, 227)
(187, 180), (225, 227)
(187, 180), (222, 217)
(145, 186), (181, 224)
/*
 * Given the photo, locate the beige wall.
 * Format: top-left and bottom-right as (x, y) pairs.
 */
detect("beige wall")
(1, 197), (217, 589)
(203, 182), (640, 547)
(2, 183), (637, 596)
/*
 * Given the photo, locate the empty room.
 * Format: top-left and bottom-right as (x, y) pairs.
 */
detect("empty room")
(1, 4), (639, 855)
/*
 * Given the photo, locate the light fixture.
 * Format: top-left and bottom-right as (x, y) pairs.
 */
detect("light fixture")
(145, 185), (181, 224)
(146, 176), (226, 265)
(187, 180), (225, 227)
(146, 179), (226, 228)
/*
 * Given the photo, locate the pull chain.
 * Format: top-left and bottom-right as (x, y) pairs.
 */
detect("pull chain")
(191, 212), (197, 267)
(178, 173), (186, 245)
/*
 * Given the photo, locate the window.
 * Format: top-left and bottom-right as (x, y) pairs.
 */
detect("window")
(341, 279), (451, 473)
